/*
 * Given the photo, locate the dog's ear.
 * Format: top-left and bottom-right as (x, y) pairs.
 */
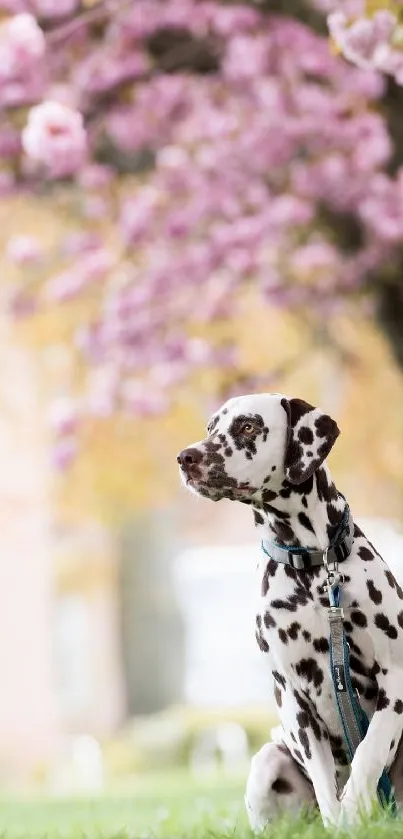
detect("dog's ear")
(281, 397), (339, 485)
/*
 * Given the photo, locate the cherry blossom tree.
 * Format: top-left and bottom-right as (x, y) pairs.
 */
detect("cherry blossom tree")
(2, 0), (403, 466)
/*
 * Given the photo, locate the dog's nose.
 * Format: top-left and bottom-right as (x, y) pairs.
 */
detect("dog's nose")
(177, 447), (203, 468)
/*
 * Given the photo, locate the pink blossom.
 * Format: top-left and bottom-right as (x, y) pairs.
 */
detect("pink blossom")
(372, 10), (398, 43)
(344, 66), (385, 100)
(328, 10), (397, 71)
(45, 249), (114, 301)
(45, 268), (86, 302)
(31, 0), (78, 17)
(158, 0), (210, 32)
(157, 145), (190, 171)
(186, 339), (213, 366)
(150, 363), (188, 389)
(291, 241), (339, 273)
(313, 0), (364, 14)
(48, 396), (78, 436)
(74, 50), (149, 97)
(0, 14), (45, 81)
(78, 164), (114, 190)
(0, 72), (46, 108)
(78, 249), (116, 281)
(46, 83), (78, 110)
(8, 289), (37, 318)
(120, 190), (159, 245)
(225, 248), (255, 277)
(82, 195), (108, 219)
(0, 171), (15, 195)
(6, 235), (42, 265)
(376, 45), (403, 86)
(22, 101), (87, 178)
(358, 172), (403, 243)
(210, 5), (260, 36)
(74, 324), (103, 364)
(0, 127), (21, 158)
(118, 2), (162, 41)
(223, 35), (269, 81)
(0, 1), (27, 10)
(194, 273), (236, 321)
(121, 379), (170, 416)
(51, 437), (78, 471)
(106, 107), (153, 153)
(61, 231), (103, 256)
(269, 196), (314, 228)
(86, 369), (118, 418)
(349, 113), (391, 171)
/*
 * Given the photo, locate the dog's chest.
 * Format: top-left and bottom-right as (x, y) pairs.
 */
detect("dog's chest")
(255, 557), (377, 733)
(256, 563), (333, 685)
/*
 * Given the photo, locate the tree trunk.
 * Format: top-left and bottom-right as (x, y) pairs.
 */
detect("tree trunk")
(118, 510), (185, 716)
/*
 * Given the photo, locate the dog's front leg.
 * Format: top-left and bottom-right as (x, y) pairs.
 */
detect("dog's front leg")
(339, 668), (403, 824)
(289, 702), (340, 826)
(277, 689), (340, 827)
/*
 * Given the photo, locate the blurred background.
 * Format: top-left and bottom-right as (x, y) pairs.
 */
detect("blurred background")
(0, 0), (403, 828)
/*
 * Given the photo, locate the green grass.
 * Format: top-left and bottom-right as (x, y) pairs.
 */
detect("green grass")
(0, 772), (401, 839)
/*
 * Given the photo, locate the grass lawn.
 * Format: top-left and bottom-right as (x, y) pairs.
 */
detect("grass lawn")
(0, 771), (401, 839)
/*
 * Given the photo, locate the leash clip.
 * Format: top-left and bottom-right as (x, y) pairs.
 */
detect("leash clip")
(323, 549), (344, 592)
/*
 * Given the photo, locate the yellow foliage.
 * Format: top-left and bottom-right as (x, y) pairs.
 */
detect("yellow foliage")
(366, 1), (400, 14)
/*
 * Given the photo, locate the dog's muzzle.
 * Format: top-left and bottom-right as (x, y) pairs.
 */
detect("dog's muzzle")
(177, 446), (207, 486)
(177, 447), (203, 470)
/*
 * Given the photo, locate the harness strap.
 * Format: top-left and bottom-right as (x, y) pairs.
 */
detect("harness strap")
(328, 584), (396, 815)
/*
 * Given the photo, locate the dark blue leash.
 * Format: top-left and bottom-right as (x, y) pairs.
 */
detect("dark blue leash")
(328, 580), (396, 814)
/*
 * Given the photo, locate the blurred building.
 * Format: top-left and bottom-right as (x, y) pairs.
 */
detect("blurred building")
(0, 342), (58, 781)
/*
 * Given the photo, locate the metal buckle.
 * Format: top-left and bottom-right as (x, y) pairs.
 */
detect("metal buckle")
(323, 549), (344, 591)
(291, 553), (307, 570)
(323, 548), (337, 574)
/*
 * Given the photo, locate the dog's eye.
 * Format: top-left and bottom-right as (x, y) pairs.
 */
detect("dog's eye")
(242, 422), (254, 435)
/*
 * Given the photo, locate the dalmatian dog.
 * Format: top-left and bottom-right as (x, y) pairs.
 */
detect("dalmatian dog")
(177, 393), (403, 829)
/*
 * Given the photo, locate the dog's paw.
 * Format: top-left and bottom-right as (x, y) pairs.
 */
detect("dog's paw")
(337, 800), (357, 830)
(338, 775), (376, 828)
(337, 792), (369, 828)
(244, 794), (269, 833)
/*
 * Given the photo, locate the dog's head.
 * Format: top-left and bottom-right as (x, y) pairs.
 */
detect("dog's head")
(177, 393), (339, 503)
